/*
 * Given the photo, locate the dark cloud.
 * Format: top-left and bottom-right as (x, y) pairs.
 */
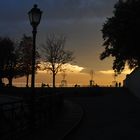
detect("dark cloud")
(0, 0), (118, 71)
(45, 0), (117, 20)
(0, 0), (117, 22)
(0, 0), (117, 39)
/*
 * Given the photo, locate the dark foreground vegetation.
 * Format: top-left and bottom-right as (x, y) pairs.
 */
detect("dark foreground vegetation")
(0, 87), (64, 140)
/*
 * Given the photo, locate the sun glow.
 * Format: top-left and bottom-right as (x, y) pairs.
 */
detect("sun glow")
(61, 63), (84, 73)
(38, 62), (85, 74)
(11, 63), (134, 87)
(99, 66), (133, 75)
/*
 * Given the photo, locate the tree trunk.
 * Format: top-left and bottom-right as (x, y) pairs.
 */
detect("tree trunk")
(0, 78), (3, 87)
(0, 70), (3, 87)
(8, 77), (13, 87)
(53, 72), (56, 88)
(26, 74), (29, 87)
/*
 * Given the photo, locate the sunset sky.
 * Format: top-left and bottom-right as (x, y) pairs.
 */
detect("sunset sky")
(0, 0), (132, 86)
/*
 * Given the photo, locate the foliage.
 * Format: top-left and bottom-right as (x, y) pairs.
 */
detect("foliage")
(18, 35), (33, 87)
(41, 34), (74, 87)
(0, 37), (14, 85)
(18, 34), (40, 87)
(100, 0), (140, 74)
(0, 37), (23, 86)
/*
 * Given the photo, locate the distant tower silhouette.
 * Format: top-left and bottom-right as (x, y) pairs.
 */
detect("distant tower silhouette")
(89, 69), (94, 87)
(60, 71), (67, 87)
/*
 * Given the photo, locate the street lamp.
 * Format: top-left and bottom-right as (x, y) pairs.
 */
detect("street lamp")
(28, 4), (42, 89)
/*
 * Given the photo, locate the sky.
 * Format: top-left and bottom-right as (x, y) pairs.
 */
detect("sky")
(0, 0), (132, 86)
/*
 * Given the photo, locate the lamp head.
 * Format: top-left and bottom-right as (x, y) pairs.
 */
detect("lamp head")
(28, 4), (42, 28)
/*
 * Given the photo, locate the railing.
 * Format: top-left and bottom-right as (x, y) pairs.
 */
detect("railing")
(0, 94), (64, 140)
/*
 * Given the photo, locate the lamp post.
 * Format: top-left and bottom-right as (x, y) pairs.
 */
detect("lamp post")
(28, 4), (42, 89)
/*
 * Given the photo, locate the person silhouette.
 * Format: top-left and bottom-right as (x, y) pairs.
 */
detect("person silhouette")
(74, 84), (77, 87)
(115, 82), (118, 87)
(119, 82), (121, 87)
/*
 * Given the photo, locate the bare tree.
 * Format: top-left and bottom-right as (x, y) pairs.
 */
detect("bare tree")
(41, 34), (74, 87)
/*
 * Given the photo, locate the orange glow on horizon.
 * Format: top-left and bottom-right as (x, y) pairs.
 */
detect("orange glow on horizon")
(9, 71), (127, 87)
(3, 64), (130, 87)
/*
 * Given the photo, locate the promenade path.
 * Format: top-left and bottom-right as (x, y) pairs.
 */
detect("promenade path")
(64, 88), (140, 140)
(1, 87), (140, 140)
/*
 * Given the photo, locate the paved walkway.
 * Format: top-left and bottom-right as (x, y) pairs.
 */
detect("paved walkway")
(64, 88), (140, 140)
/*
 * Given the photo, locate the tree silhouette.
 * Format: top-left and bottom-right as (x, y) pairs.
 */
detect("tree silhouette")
(0, 37), (12, 86)
(41, 34), (74, 87)
(100, 0), (140, 74)
(0, 37), (23, 87)
(18, 35), (40, 87)
(4, 49), (19, 87)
